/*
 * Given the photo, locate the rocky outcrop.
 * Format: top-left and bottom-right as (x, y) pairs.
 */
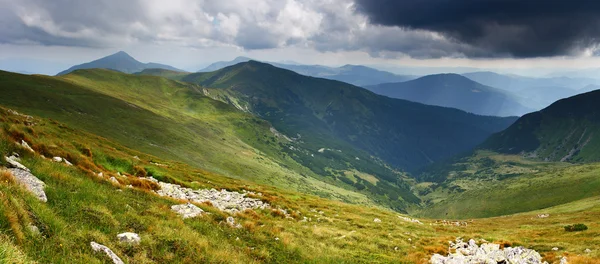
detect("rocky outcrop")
(430, 238), (548, 264)
(171, 203), (204, 219)
(90, 242), (124, 264)
(8, 168), (47, 202)
(149, 177), (269, 214)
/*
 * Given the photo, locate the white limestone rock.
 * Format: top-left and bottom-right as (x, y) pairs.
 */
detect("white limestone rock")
(90, 242), (124, 264)
(171, 203), (204, 219)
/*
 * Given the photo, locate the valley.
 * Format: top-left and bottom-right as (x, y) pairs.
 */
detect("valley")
(1, 53), (600, 263)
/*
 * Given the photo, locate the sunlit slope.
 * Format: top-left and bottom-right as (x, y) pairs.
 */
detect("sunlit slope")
(0, 70), (374, 205)
(172, 61), (518, 172)
(62, 68), (421, 211)
(0, 108), (598, 263)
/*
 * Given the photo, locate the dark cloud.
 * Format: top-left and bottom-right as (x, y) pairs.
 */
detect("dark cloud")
(354, 0), (600, 57)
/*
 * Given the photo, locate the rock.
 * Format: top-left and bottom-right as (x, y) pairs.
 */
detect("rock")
(8, 168), (47, 202)
(20, 140), (35, 153)
(109, 177), (119, 184)
(585, 248), (592, 253)
(64, 159), (73, 166)
(552, 247), (559, 251)
(226, 216), (241, 228)
(560, 257), (568, 264)
(171, 203), (204, 219)
(398, 215), (423, 225)
(4, 155), (30, 172)
(97, 172), (104, 177)
(90, 241), (124, 264)
(27, 225), (40, 236)
(537, 214), (550, 218)
(430, 238), (548, 264)
(373, 218), (382, 223)
(152, 178), (270, 214)
(52, 157), (63, 163)
(117, 232), (140, 245)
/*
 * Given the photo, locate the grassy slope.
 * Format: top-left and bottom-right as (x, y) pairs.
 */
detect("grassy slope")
(1, 108), (599, 263)
(61, 69), (420, 211)
(415, 150), (600, 219)
(177, 61), (517, 173)
(482, 90), (600, 162)
(0, 70), (373, 207)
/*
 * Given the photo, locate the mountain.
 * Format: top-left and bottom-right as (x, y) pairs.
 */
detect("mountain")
(175, 61), (517, 173)
(0, 69), (420, 211)
(365, 74), (533, 117)
(463, 71), (599, 91)
(198, 57), (414, 86)
(199, 56), (253, 72)
(56, 51), (185, 75)
(481, 90), (600, 162)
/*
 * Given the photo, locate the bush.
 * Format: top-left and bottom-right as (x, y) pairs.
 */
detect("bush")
(564, 223), (588, 232)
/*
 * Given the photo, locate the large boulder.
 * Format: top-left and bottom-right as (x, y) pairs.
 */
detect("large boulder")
(8, 168), (47, 202)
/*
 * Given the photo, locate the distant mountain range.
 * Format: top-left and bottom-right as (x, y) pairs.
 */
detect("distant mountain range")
(199, 56), (415, 86)
(482, 90), (600, 162)
(462, 71), (600, 109)
(167, 61), (518, 172)
(56, 51), (185, 75)
(365, 74), (533, 117)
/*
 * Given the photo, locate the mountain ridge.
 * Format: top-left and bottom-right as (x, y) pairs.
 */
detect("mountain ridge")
(56, 51), (185, 75)
(366, 73), (533, 117)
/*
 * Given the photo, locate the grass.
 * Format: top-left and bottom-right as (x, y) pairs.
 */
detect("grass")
(415, 150), (600, 219)
(1, 102), (600, 263)
(0, 69), (378, 208)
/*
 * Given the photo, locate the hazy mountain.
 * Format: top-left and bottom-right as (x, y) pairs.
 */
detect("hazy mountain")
(198, 57), (415, 86)
(199, 56), (253, 72)
(463, 71), (599, 91)
(482, 90), (600, 162)
(176, 61), (517, 172)
(56, 51), (185, 75)
(366, 74), (533, 117)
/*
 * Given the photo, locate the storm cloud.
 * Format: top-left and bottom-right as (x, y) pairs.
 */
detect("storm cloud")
(2, 0), (600, 59)
(354, 0), (600, 58)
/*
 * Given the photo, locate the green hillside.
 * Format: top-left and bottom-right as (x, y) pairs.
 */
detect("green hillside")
(0, 70), (381, 207)
(1, 106), (599, 263)
(481, 90), (600, 162)
(160, 61), (517, 173)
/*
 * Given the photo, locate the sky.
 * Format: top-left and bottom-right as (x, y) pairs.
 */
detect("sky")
(1, 0), (600, 75)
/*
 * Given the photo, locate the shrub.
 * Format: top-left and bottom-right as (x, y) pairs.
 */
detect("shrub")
(564, 223), (588, 232)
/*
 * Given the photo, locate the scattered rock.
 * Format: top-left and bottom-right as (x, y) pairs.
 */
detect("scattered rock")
(64, 159), (73, 166)
(398, 215), (423, 225)
(373, 218), (382, 223)
(133, 156), (140, 160)
(52, 157), (63, 163)
(8, 168), (47, 202)
(226, 216), (242, 228)
(552, 247), (559, 251)
(20, 140), (35, 153)
(537, 214), (550, 218)
(109, 177), (119, 184)
(4, 155), (30, 172)
(560, 256), (568, 264)
(117, 232), (140, 245)
(152, 178), (269, 214)
(90, 241), (124, 264)
(585, 248), (592, 253)
(171, 203), (204, 219)
(27, 225), (40, 236)
(97, 172), (104, 177)
(429, 238), (548, 264)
